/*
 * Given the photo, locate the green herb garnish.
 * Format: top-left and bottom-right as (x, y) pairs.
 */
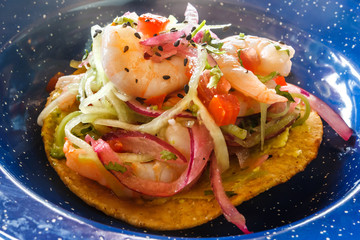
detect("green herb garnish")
(238, 32), (245, 40)
(275, 85), (295, 102)
(207, 65), (223, 88)
(104, 162), (127, 173)
(256, 71), (279, 83)
(273, 44), (290, 56)
(160, 150), (178, 161)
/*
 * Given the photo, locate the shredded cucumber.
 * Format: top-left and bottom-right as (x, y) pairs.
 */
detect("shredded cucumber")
(291, 93), (311, 127)
(260, 103), (268, 151)
(221, 124), (247, 140)
(51, 111), (82, 159)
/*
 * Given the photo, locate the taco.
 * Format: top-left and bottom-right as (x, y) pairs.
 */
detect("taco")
(37, 3), (350, 233)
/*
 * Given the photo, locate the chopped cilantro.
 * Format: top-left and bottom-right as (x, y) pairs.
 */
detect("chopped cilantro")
(202, 30), (225, 54)
(273, 44), (290, 56)
(275, 85), (295, 102)
(160, 150), (178, 160)
(237, 49), (244, 67)
(256, 71), (279, 83)
(189, 103), (199, 116)
(207, 65), (223, 88)
(112, 16), (137, 28)
(238, 32), (245, 40)
(104, 162), (127, 173)
(82, 49), (89, 61)
(191, 20), (206, 38)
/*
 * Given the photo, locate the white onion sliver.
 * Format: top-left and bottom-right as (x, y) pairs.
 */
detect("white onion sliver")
(112, 88), (132, 102)
(79, 81), (114, 110)
(84, 75), (96, 97)
(193, 97), (229, 172)
(91, 25), (108, 86)
(184, 3), (199, 25)
(64, 115), (96, 156)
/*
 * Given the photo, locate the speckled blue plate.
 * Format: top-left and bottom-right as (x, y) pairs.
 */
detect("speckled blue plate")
(1, 0), (360, 239)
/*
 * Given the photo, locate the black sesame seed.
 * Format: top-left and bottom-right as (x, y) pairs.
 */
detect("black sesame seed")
(134, 32), (141, 39)
(174, 39), (180, 47)
(183, 58), (188, 67)
(201, 42), (207, 46)
(124, 68), (129, 72)
(133, 22), (137, 26)
(170, 28), (178, 32)
(123, 45), (129, 53)
(184, 84), (189, 94)
(245, 70), (249, 73)
(191, 26), (196, 32)
(155, 52), (161, 57)
(177, 93), (184, 98)
(135, 79), (138, 83)
(278, 40), (285, 45)
(183, 20), (188, 24)
(163, 75), (170, 80)
(126, 22), (131, 27)
(158, 46), (163, 51)
(93, 29), (102, 38)
(186, 33), (192, 41)
(166, 57), (172, 60)
(153, 33), (158, 37)
(136, 97), (145, 104)
(145, 19), (150, 22)
(180, 33), (186, 38)
(122, 23), (127, 28)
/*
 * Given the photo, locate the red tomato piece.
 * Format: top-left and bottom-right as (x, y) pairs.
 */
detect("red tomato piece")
(273, 75), (287, 86)
(144, 94), (167, 109)
(197, 71), (232, 106)
(208, 94), (240, 126)
(137, 13), (170, 37)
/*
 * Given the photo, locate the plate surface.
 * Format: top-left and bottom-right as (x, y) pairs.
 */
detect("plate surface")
(1, 0), (360, 239)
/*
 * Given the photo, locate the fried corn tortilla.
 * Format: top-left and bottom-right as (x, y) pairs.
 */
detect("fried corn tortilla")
(41, 91), (323, 231)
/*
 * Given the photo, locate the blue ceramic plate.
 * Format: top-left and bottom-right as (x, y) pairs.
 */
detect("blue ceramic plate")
(1, 0), (360, 239)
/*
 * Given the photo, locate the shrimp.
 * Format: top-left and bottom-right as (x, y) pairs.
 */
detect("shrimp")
(101, 25), (189, 99)
(211, 35), (295, 104)
(232, 90), (261, 117)
(63, 139), (136, 197)
(120, 120), (190, 183)
(131, 161), (185, 182)
(164, 119), (191, 160)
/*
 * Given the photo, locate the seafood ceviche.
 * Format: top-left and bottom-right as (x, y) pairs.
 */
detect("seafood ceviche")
(37, 3), (352, 233)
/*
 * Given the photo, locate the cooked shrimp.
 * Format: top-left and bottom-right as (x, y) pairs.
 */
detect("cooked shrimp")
(101, 25), (188, 98)
(211, 35), (294, 104)
(222, 35), (295, 76)
(232, 90), (261, 116)
(63, 139), (136, 197)
(131, 161), (185, 182)
(164, 120), (191, 160)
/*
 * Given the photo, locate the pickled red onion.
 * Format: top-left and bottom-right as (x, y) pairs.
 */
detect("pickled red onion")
(281, 84), (353, 141)
(210, 154), (252, 234)
(88, 123), (213, 197)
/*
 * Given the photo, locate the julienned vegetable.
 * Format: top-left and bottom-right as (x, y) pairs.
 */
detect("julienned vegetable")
(38, 3), (352, 233)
